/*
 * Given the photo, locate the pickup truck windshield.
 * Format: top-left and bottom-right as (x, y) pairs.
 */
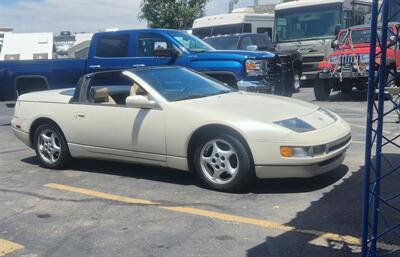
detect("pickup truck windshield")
(166, 31), (215, 53)
(338, 28), (394, 44)
(275, 3), (341, 43)
(134, 67), (232, 102)
(203, 36), (239, 50)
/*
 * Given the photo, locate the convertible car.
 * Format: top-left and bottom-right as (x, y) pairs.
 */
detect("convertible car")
(12, 66), (351, 191)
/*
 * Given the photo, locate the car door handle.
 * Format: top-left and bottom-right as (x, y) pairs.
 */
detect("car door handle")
(75, 113), (85, 119)
(89, 64), (101, 69)
(132, 64), (145, 68)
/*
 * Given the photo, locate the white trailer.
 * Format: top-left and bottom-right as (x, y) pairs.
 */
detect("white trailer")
(192, 8), (274, 39)
(0, 32), (53, 61)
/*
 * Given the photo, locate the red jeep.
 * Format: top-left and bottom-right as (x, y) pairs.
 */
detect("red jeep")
(314, 22), (400, 100)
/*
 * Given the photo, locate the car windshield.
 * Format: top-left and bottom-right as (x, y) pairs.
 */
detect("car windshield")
(275, 3), (341, 42)
(203, 36), (239, 50)
(133, 67), (233, 102)
(166, 31), (215, 53)
(338, 28), (395, 44)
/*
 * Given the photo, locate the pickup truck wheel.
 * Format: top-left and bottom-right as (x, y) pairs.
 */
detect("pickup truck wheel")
(314, 76), (331, 101)
(293, 70), (301, 92)
(193, 133), (254, 192)
(34, 124), (70, 169)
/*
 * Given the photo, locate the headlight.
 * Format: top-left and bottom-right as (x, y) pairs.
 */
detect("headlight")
(274, 118), (315, 133)
(328, 55), (339, 64)
(245, 59), (264, 76)
(318, 108), (338, 121)
(359, 54), (369, 63)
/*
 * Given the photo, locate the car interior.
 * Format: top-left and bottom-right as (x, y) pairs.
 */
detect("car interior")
(89, 82), (149, 106)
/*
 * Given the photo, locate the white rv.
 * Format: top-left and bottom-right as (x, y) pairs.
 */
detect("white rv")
(274, 0), (373, 83)
(192, 8), (274, 39)
(0, 32), (53, 61)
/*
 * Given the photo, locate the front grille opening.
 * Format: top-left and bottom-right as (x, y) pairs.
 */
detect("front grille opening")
(329, 135), (351, 152)
(318, 154), (343, 167)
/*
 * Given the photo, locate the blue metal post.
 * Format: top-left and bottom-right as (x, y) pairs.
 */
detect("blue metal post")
(370, 0), (390, 255)
(361, 0), (379, 255)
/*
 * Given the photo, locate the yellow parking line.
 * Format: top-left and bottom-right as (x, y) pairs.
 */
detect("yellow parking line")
(45, 183), (154, 205)
(352, 140), (365, 144)
(0, 239), (23, 257)
(45, 183), (398, 252)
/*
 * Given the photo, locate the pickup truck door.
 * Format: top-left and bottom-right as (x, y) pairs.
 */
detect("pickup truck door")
(86, 33), (141, 72)
(132, 32), (181, 67)
(86, 32), (181, 73)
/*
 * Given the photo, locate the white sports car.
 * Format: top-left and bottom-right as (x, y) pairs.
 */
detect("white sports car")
(12, 66), (351, 191)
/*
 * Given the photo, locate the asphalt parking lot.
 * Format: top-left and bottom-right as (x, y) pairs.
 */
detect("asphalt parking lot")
(1, 88), (399, 257)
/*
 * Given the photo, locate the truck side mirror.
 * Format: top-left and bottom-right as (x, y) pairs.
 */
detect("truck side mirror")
(246, 45), (258, 51)
(153, 48), (180, 58)
(331, 40), (339, 49)
(334, 24), (343, 36)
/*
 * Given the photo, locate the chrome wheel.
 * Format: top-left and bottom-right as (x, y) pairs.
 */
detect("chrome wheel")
(199, 139), (239, 185)
(293, 73), (300, 91)
(37, 129), (61, 164)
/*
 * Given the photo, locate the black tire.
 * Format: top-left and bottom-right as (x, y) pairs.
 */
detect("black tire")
(293, 70), (301, 93)
(314, 76), (331, 101)
(193, 133), (254, 192)
(33, 123), (70, 169)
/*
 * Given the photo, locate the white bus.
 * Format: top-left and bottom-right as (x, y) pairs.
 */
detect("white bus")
(192, 8), (274, 39)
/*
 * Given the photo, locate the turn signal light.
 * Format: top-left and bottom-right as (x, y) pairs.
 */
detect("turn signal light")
(280, 146), (293, 157)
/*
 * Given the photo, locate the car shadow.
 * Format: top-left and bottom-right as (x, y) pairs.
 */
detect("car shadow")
(21, 156), (348, 194)
(246, 153), (400, 257)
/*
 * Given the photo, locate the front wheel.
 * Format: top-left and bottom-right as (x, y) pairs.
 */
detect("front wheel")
(293, 70), (301, 92)
(314, 76), (331, 101)
(193, 134), (253, 192)
(34, 123), (70, 169)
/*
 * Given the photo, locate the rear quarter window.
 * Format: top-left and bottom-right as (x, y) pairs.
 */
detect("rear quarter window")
(95, 34), (129, 58)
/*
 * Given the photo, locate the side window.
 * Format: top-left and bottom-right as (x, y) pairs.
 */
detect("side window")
(257, 27), (272, 39)
(243, 23), (252, 33)
(87, 71), (133, 105)
(95, 34), (129, 58)
(238, 36), (253, 50)
(137, 33), (172, 57)
(252, 35), (269, 50)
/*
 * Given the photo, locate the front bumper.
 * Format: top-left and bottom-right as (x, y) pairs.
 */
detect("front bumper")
(12, 127), (32, 148)
(237, 80), (275, 94)
(319, 69), (368, 80)
(255, 152), (346, 178)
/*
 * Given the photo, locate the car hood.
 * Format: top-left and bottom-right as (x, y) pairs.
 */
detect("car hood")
(173, 92), (331, 128)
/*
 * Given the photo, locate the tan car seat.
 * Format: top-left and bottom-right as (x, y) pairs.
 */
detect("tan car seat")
(130, 83), (147, 96)
(91, 87), (116, 104)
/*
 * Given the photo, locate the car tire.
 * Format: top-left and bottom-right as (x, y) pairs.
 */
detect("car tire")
(33, 123), (70, 169)
(314, 76), (331, 101)
(193, 133), (254, 192)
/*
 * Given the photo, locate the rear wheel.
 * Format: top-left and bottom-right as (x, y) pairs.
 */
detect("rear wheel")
(193, 133), (253, 192)
(33, 123), (70, 169)
(314, 76), (331, 101)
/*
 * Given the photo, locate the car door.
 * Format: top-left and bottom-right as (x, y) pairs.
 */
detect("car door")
(133, 32), (178, 67)
(86, 32), (140, 72)
(69, 72), (166, 162)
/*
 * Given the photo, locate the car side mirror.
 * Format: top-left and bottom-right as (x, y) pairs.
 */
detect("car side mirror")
(153, 48), (180, 58)
(125, 95), (156, 109)
(334, 24), (343, 36)
(246, 45), (258, 51)
(331, 40), (339, 49)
